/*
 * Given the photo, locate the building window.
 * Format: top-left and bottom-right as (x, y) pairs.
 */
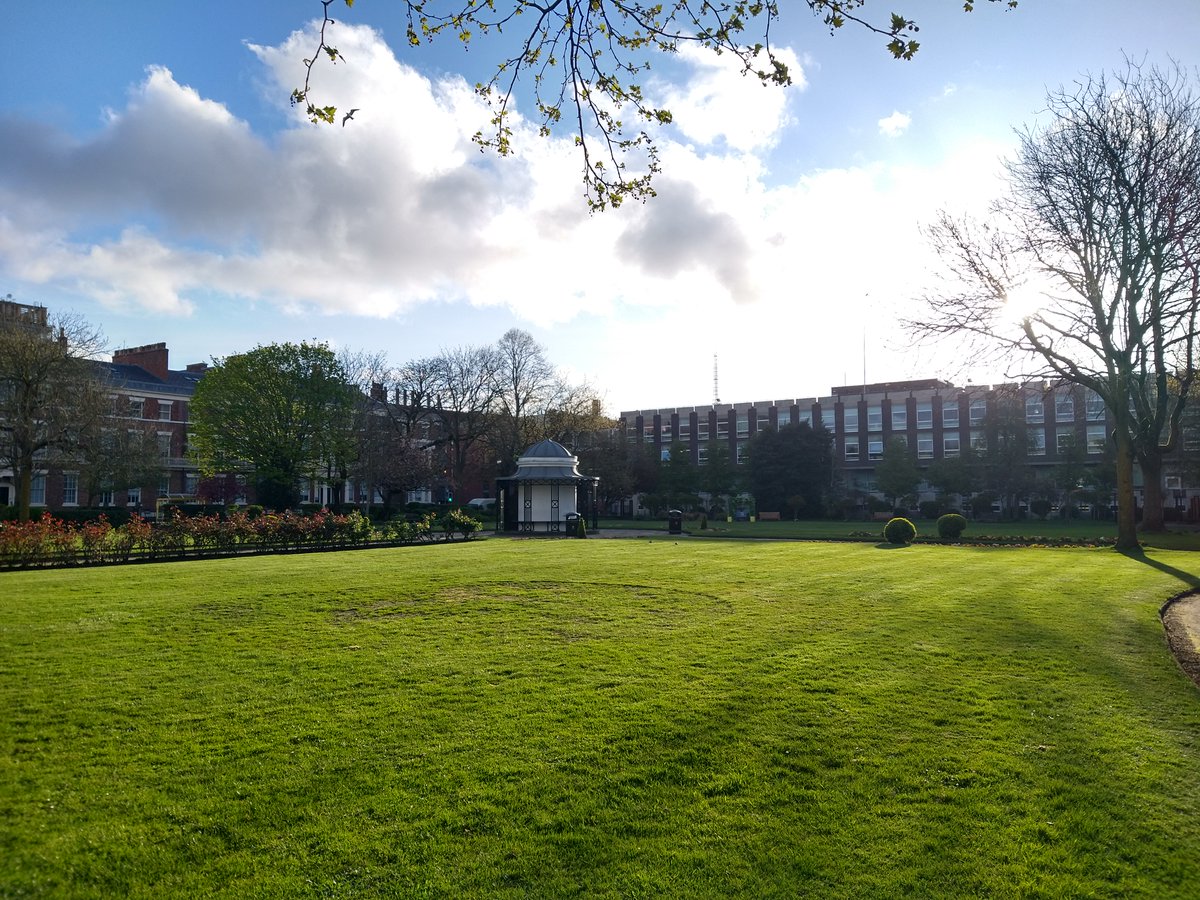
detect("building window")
(697, 446), (708, 465)
(777, 411), (791, 427)
(892, 434), (908, 449)
(643, 425), (654, 443)
(1056, 393), (1075, 422)
(736, 417), (749, 437)
(844, 408), (859, 431)
(679, 423), (691, 437)
(1087, 424), (1107, 454)
(1056, 431), (1075, 453)
(917, 436), (934, 459)
(28, 475), (46, 506)
(757, 415), (770, 430)
(127, 487), (141, 507)
(969, 399), (987, 426)
(1085, 391), (1105, 421)
(185, 473), (199, 495)
(821, 409), (835, 430)
(892, 407), (907, 430)
(916, 402), (933, 428)
(943, 404), (960, 428)
(128, 397), (144, 419)
(867, 405), (883, 431)
(698, 424), (709, 441)
(99, 490), (113, 507)
(158, 401), (173, 421)
(660, 424), (672, 440)
(797, 411), (811, 426)
(1184, 428), (1200, 452)
(1026, 397), (1044, 423)
(157, 432), (172, 459)
(736, 443), (749, 464)
(943, 436), (961, 458)
(1030, 429), (1046, 456)
(868, 439), (884, 461)
(159, 474), (171, 496)
(845, 438), (860, 461)
(971, 430), (987, 451)
(62, 474), (78, 505)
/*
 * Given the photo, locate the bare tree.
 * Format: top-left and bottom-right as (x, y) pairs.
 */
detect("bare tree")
(910, 62), (1200, 550)
(431, 345), (502, 501)
(492, 328), (559, 470)
(0, 299), (108, 520)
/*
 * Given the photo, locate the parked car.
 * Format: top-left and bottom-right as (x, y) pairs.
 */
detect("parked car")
(467, 498), (495, 511)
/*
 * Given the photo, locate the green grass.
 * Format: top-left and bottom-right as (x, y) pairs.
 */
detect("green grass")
(602, 516), (1200, 550)
(3, 540), (1200, 897)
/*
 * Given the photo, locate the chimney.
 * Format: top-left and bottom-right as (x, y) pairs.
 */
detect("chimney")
(186, 362), (209, 373)
(113, 342), (169, 380)
(370, 382), (386, 402)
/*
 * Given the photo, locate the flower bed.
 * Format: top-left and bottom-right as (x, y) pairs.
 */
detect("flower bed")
(0, 508), (483, 570)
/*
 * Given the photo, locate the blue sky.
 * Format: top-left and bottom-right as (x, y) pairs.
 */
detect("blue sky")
(3, 1), (1200, 413)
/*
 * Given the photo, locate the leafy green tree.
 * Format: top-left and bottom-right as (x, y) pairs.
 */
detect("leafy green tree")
(658, 442), (699, 511)
(924, 452), (978, 509)
(189, 342), (357, 511)
(297, 1), (1016, 209)
(746, 423), (831, 519)
(874, 437), (921, 507)
(0, 300), (107, 520)
(701, 439), (739, 517)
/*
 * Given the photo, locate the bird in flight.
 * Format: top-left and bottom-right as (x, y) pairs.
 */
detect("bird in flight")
(342, 108), (360, 127)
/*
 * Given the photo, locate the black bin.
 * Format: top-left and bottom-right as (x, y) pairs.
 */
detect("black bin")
(668, 509), (683, 535)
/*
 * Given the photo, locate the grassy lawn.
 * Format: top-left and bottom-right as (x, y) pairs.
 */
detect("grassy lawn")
(601, 516), (1200, 550)
(2, 540), (1200, 897)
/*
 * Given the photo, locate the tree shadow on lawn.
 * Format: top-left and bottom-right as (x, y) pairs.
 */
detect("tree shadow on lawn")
(1120, 547), (1200, 591)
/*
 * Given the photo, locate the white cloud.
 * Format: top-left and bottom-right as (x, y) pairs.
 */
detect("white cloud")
(0, 19), (1016, 408)
(878, 110), (912, 137)
(655, 44), (805, 153)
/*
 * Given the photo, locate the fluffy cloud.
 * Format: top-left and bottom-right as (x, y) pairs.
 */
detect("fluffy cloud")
(878, 110), (912, 137)
(0, 17), (1011, 401)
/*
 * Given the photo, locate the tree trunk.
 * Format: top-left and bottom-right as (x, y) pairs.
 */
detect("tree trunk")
(1139, 451), (1166, 532)
(1113, 431), (1140, 551)
(16, 451), (34, 522)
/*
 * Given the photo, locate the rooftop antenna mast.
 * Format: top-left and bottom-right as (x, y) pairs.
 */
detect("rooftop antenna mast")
(713, 353), (720, 405)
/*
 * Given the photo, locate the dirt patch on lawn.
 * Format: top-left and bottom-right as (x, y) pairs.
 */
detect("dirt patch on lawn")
(1162, 591), (1200, 690)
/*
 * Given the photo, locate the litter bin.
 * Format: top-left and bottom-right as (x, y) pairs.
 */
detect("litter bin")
(668, 509), (683, 535)
(564, 512), (582, 537)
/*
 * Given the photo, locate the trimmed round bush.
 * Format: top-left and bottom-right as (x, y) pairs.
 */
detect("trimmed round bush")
(936, 513), (968, 540)
(883, 516), (917, 545)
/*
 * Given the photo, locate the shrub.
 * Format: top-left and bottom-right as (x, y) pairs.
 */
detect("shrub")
(883, 516), (917, 545)
(1030, 498), (1052, 520)
(936, 513), (968, 540)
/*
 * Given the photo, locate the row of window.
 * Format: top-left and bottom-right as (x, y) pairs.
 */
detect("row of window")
(844, 425), (1108, 461)
(28, 472), (201, 507)
(118, 397), (183, 422)
(636, 393), (1108, 442)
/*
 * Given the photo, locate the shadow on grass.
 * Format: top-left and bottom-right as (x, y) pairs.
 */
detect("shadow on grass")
(874, 543), (909, 550)
(1120, 548), (1200, 590)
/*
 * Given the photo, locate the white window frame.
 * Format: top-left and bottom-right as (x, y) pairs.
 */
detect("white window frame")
(916, 403), (933, 428)
(943, 405), (960, 428)
(943, 436), (961, 458)
(917, 436), (934, 459)
(62, 473), (78, 506)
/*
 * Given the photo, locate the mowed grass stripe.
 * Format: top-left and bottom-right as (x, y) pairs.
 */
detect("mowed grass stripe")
(2, 540), (1199, 898)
